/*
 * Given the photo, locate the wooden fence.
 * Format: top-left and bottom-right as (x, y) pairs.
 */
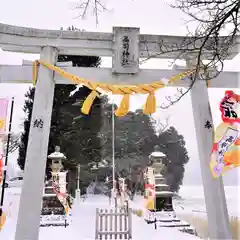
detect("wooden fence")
(95, 207), (132, 240)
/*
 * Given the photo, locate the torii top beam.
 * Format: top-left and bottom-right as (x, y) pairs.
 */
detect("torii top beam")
(0, 23), (239, 60)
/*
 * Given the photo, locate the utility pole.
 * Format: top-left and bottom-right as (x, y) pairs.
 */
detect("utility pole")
(111, 103), (117, 207)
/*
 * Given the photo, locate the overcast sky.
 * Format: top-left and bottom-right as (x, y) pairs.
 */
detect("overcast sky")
(0, 0), (239, 185)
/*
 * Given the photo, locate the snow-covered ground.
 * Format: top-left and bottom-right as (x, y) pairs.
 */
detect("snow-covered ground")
(2, 185), (238, 239)
(175, 185), (240, 218)
(1, 188), (199, 240)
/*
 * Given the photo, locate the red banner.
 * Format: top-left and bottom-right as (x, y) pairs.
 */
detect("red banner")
(0, 152), (3, 184)
(52, 181), (70, 215)
(0, 98), (8, 185)
(220, 90), (240, 124)
(0, 98), (9, 134)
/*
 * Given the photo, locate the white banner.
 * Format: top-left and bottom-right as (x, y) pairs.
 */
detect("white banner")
(213, 127), (239, 176)
(216, 127), (239, 164)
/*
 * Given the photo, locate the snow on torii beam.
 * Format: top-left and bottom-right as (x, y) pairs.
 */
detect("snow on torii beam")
(0, 23), (239, 59)
(0, 64), (239, 88)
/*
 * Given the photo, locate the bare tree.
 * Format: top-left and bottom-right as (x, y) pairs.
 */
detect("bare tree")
(155, 0), (240, 108)
(138, 0), (240, 108)
(74, 0), (239, 107)
(153, 115), (171, 135)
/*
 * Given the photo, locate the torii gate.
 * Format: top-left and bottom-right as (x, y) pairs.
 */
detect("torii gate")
(0, 23), (239, 240)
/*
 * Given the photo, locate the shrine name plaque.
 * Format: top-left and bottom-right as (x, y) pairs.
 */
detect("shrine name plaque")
(112, 27), (140, 74)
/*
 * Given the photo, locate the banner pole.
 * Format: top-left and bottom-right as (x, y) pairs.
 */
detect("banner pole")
(0, 97), (14, 218)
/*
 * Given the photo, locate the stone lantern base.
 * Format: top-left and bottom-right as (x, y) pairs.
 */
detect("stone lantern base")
(40, 180), (68, 227)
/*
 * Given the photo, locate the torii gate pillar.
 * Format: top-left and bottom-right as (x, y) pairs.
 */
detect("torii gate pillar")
(191, 80), (232, 239)
(15, 46), (58, 240)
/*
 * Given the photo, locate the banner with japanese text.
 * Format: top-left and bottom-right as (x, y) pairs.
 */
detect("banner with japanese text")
(210, 91), (240, 178)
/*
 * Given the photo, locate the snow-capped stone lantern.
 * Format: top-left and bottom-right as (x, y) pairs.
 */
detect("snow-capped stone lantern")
(148, 145), (174, 212)
(48, 146), (66, 173)
(48, 146), (67, 193)
(41, 146), (69, 227)
(149, 145), (166, 176)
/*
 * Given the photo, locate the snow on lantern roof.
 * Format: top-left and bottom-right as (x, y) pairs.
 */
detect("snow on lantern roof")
(48, 146), (66, 160)
(149, 151), (166, 158)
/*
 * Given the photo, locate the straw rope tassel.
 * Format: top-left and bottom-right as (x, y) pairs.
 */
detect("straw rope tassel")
(32, 60), (39, 86)
(115, 94), (130, 117)
(81, 90), (99, 115)
(143, 92), (156, 115)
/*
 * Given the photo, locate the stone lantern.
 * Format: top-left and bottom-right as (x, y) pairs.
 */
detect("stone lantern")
(148, 145), (174, 212)
(149, 145), (166, 176)
(41, 146), (69, 227)
(48, 146), (67, 194)
(48, 146), (66, 173)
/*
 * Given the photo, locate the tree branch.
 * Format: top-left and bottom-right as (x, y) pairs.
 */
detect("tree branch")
(150, 0), (239, 109)
(74, 0), (108, 25)
(72, 0), (239, 108)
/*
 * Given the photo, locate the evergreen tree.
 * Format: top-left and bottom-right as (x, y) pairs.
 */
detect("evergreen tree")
(18, 87), (35, 170)
(17, 55), (101, 171)
(100, 102), (156, 163)
(89, 100), (189, 194)
(157, 126), (189, 192)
